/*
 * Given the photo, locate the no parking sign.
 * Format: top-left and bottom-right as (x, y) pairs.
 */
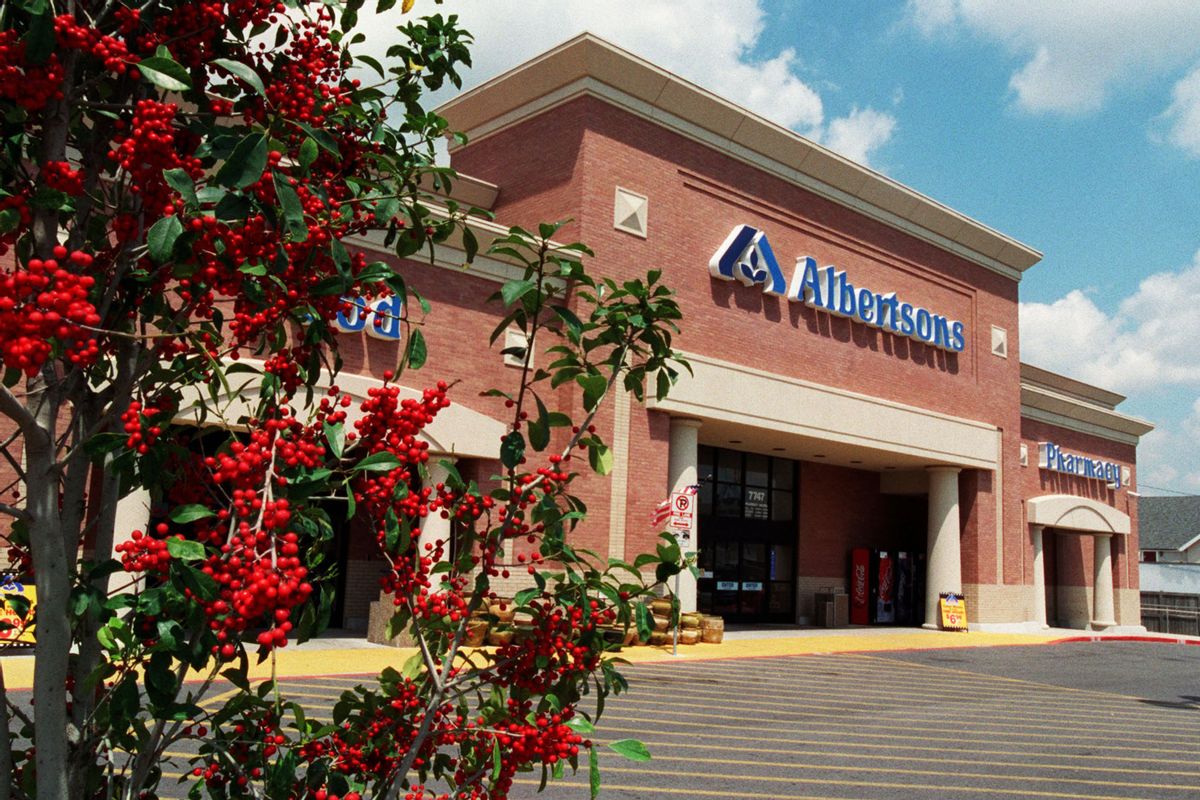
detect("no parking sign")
(668, 491), (695, 543)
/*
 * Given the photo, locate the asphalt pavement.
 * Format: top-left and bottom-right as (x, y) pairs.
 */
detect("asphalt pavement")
(13, 637), (1200, 798)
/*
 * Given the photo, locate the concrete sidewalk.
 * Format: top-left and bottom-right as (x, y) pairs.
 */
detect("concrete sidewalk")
(7, 624), (1198, 690)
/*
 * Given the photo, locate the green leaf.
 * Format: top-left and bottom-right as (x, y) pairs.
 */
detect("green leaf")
(163, 168), (198, 207)
(137, 55), (193, 91)
(166, 538), (205, 562)
(215, 133), (268, 189)
(273, 173), (307, 240)
(291, 120), (340, 155)
(211, 58), (266, 96)
(400, 650), (423, 680)
(577, 374), (607, 412)
(491, 738), (502, 782)
(146, 215), (183, 263)
(23, 9), (54, 65)
(589, 746), (601, 800)
(566, 716), (595, 734)
(354, 452), (402, 472)
(589, 442), (613, 476)
(500, 279), (536, 307)
(608, 739), (651, 762)
(169, 504), (216, 523)
(298, 138), (319, 171)
(500, 431), (525, 470)
(407, 328), (427, 369)
(527, 394), (551, 451)
(324, 421), (345, 459)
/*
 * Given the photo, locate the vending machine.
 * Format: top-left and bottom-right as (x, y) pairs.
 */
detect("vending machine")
(849, 547), (870, 625)
(872, 550), (895, 624)
(895, 551), (914, 625)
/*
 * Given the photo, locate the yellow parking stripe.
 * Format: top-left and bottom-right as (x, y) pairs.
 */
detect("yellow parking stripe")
(626, 737), (1200, 775)
(595, 713), (1200, 755)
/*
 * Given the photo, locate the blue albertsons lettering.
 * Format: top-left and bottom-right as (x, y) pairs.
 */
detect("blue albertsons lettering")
(1038, 442), (1123, 488)
(709, 224), (966, 353)
(332, 294), (403, 340)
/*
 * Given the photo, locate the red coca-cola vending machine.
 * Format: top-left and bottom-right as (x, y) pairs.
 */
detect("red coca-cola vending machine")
(849, 547), (870, 625)
(872, 550), (896, 624)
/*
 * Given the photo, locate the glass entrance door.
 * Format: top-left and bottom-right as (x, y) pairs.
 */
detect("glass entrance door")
(697, 447), (797, 623)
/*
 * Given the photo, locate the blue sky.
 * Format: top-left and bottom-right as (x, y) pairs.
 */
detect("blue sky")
(412, 0), (1200, 494)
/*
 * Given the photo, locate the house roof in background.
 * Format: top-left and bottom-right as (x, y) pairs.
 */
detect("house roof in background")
(1138, 496), (1200, 551)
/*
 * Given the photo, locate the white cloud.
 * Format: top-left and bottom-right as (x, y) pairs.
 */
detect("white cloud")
(824, 107), (898, 165)
(1137, 398), (1200, 492)
(368, 0), (895, 165)
(1161, 64), (1200, 157)
(905, 1), (1200, 116)
(1019, 250), (1200, 393)
(1021, 255), (1200, 494)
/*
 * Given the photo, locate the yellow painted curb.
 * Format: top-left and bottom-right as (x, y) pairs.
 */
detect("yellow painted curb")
(0, 631), (1065, 691)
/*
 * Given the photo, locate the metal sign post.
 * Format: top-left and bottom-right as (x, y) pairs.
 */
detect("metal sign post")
(667, 491), (696, 657)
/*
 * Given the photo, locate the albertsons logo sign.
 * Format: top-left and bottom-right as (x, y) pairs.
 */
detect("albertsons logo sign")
(709, 224), (965, 353)
(332, 295), (403, 340)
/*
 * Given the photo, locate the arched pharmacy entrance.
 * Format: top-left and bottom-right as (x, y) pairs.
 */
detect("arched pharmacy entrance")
(1028, 495), (1130, 631)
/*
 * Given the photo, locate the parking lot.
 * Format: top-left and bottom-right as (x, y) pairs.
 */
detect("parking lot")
(152, 640), (1200, 798)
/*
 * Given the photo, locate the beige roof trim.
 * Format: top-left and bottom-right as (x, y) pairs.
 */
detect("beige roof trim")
(1021, 383), (1154, 444)
(1021, 363), (1125, 409)
(437, 33), (1042, 281)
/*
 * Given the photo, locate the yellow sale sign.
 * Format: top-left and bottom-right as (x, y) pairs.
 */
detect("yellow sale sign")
(939, 593), (968, 632)
(0, 575), (35, 644)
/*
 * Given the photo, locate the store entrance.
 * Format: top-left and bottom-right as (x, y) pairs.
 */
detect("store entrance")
(697, 446), (797, 623)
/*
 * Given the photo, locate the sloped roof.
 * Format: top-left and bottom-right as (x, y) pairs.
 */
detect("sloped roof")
(1139, 496), (1200, 551)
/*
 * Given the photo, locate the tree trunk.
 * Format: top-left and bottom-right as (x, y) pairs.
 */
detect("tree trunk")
(26, 377), (70, 800)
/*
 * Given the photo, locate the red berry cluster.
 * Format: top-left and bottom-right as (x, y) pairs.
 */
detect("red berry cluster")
(0, 30), (64, 111)
(41, 160), (84, 196)
(108, 99), (202, 218)
(120, 398), (172, 454)
(116, 526), (172, 573)
(264, 15), (348, 125)
(53, 14), (135, 77)
(0, 246), (100, 376)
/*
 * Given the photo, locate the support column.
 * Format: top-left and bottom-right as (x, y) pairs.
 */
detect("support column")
(1030, 525), (1047, 628)
(420, 458), (456, 559)
(667, 418), (702, 613)
(1091, 534), (1117, 630)
(923, 466), (962, 629)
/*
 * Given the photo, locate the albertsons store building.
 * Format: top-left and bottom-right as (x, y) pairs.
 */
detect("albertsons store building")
(330, 34), (1153, 634)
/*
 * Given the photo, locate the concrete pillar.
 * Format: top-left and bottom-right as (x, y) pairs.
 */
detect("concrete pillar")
(923, 466), (962, 629)
(1091, 534), (1117, 630)
(1030, 524), (1047, 628)
(420, 458), (456, 559)
(667, 418), (702, 613)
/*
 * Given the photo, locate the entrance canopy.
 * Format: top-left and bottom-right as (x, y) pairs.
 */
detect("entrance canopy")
(648, 351), (1000, 471)
(1027, 494), (1130, 535)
